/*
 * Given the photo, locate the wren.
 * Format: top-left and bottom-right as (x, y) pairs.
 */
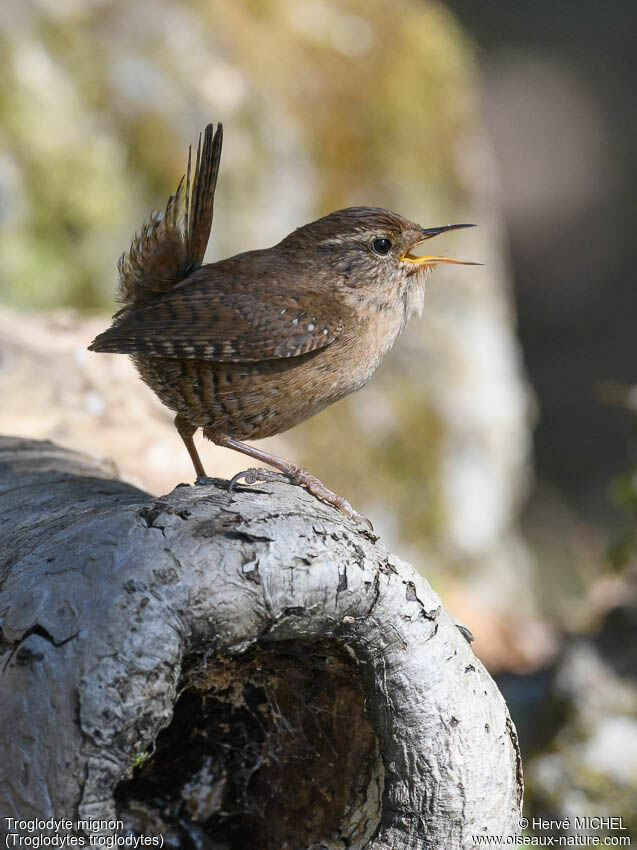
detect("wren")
(89, 123), (478, 526)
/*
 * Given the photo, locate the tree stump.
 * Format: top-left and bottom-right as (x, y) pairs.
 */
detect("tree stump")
(0, 436), (522, 849)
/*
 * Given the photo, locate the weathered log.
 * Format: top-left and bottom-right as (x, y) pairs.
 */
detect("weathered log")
(0, 436), (522, 849)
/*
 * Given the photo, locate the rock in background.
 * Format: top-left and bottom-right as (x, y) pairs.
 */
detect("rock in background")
(510, 595), (637, 839)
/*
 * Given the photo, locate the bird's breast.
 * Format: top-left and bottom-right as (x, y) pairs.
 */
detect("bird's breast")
(325, 304), (407, 396)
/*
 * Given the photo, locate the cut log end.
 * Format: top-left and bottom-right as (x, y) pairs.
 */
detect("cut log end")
(0, 436), (522, 849)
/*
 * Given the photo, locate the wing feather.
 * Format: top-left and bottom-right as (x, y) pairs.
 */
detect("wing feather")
(89, 285), (345, 362)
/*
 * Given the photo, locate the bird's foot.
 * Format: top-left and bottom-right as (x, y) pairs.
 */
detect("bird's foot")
(229, 466), (373, 531)
(228, 467), (291, 490)
(195, 475), (218, 486)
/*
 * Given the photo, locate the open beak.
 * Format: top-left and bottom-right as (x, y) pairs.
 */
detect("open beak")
(401, 223), (482, 266)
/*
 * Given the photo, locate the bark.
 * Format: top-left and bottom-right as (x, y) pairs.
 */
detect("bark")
(0, 436), (522, 849)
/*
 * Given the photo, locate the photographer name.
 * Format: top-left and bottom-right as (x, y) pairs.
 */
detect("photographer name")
(533, 817), (627, 831)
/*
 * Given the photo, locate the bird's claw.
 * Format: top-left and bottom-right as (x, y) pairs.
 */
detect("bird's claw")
(351, 510), (374, 532)
(228, 467), (291, 492)
(336, 499), (374, 531)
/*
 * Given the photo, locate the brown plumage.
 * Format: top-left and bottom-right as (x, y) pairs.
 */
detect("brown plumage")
(89, 122), (478, 525)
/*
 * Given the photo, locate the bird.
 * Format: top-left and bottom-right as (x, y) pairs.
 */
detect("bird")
(89, 122), (479, 527)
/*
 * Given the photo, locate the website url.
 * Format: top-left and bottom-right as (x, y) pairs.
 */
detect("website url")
(472, 837), (631, 846)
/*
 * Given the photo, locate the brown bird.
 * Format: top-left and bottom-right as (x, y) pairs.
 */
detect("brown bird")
(89, 123), (478, 526)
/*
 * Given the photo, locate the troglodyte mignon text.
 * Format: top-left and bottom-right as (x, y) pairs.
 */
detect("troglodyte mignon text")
(89, 123), (479, 526)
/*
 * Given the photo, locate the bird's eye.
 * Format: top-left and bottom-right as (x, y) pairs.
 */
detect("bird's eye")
(371, 237), (392, 256)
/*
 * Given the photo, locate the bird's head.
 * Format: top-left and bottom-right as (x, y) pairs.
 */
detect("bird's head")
(279, 206), (479, 321)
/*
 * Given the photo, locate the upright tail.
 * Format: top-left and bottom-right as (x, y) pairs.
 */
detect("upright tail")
(116, 122), (223, 309)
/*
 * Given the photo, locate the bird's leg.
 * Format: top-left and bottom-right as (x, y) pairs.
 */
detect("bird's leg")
(203, 429), (372, 530)
(174, 414), (207, 479)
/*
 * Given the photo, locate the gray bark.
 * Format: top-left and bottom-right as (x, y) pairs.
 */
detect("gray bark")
(0, 436), (522, 849)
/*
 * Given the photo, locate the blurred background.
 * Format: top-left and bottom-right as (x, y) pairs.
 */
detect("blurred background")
(0, 0), (635, 838)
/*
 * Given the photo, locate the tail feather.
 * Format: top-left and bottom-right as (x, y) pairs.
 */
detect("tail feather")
(116, 122), (223, 309)
(185, 122), (223, 272)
